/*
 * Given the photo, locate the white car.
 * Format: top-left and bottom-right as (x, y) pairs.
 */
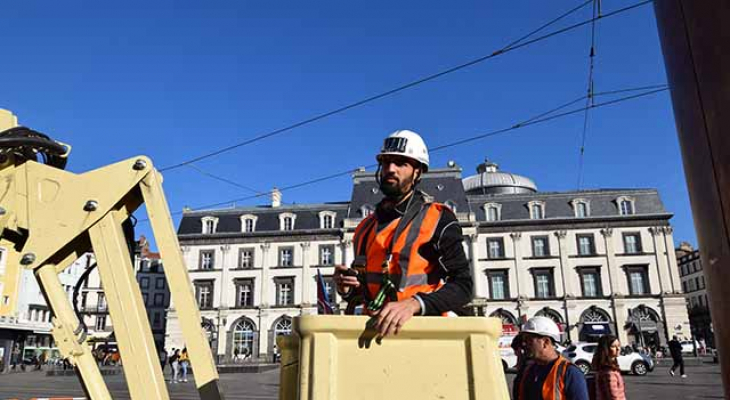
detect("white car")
(497, 334), (518, 371)
(562, 342), (654, 376)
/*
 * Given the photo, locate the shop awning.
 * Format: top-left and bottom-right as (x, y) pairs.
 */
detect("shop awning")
(628, 321), (658, 333)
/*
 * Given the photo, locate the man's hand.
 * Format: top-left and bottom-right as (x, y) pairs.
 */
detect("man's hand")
(334, 265), (360, 295)
(373, 298), (421, 338)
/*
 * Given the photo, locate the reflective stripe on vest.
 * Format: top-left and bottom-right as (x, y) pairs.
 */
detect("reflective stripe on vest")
(352, 202), (445, 301)
(518, 357), (570, 400)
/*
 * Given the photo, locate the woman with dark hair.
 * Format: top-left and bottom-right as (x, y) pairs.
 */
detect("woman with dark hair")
(591, 335), (626, 400)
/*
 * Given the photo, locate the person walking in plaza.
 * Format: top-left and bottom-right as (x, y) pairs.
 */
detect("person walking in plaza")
(9, 345), (21, 371)
(333, 130), (473, 337)
(668, 335), (686, 378)
(169, 348), (180, 383)
(513, 316), (589, 400)
(591, 335), (627, 400)
(179, 348), (190, 383)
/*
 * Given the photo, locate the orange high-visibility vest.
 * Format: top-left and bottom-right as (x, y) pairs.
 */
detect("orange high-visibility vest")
(518, 357), (571, 400)
(352, 202), (446, 303)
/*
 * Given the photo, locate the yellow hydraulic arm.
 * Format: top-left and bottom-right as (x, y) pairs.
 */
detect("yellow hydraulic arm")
(0, 110), (225, 400)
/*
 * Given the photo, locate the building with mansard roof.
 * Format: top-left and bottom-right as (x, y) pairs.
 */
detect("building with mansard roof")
(167, 159), (689, 362)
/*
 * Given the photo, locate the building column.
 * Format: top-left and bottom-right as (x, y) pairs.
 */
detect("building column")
(217, 314), (228, 363)
(650, 227), (672, 294)
(260, 243), (271, 308)
(613, 300), (630, 346)
(219, 245), (231, 309)
(662, 227), (682, 293)
(509, 232), (523, 300)
(554, 230), (574, 341)
(340, 239), (352, 267)
(554, 230), (573, 296)
(337, 239), (353, 304)
(300, 242), (312, 307)
(469, 233), (486, 300)
(601, 228), (622, 337)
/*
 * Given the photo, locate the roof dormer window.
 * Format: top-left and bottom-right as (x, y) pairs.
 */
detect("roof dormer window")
(319, 211), (337, 229)
(201, 216), (219, 234)
(279, 212), (297, 231)
(240, 214), (258, 233)
(616, 196), (636, 216)
(527, 201), (545, 220)
(571, 198), (590, 218)
(483, 203), (502, 222)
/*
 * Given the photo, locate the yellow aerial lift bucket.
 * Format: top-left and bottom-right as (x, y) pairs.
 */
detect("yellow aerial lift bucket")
(279, 315), (510, 400)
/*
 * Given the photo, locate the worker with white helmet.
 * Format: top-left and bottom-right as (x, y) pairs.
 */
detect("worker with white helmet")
(513, 316), (589, 400)
(334, 130), (473, 338)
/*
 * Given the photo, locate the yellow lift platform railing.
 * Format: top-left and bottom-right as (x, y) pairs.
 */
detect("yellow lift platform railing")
(0, 110), (225, 400)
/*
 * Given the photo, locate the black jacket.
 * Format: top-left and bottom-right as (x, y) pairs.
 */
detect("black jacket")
(668, 339), (683, 359)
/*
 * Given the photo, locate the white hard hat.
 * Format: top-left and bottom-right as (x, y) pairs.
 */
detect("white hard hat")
(521, 316), (561, 343)
(376, 130), (430, 172)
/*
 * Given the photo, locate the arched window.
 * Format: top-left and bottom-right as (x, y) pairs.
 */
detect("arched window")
(202, 318), (217, 349)
(579, 307), (613, 341)
(581, 307), (611, 324)
(232, 318), (256, 356)
(489, 309), (518, 325)
(535, 307), (563, 325)
(273, 316), (293, 337)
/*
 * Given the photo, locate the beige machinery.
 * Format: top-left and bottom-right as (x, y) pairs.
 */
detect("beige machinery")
(0, 110), (224, 400)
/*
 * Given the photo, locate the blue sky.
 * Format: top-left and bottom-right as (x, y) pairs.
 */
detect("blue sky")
(0, 1), (696, 246)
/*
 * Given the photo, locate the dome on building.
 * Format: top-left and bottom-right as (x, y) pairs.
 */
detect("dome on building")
(462, 159), (538, 195)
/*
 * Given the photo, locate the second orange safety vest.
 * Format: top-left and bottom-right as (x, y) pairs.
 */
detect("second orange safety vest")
(517, 357), (571, 400)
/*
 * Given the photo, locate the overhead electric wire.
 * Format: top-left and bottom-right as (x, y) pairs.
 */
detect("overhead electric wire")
(158, 0), (654, 173)
(148, 84), (667, 220)
(576, 0), (601, 190)
(497, 0), (593, 53)
(185, 163), (262, 195)
(429, 87), (667, 152)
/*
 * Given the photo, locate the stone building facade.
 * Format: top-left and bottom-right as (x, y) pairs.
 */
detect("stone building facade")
(168, 160), (690, 361)
(0, 249), (85, 371)
(676, 242), (713, 347)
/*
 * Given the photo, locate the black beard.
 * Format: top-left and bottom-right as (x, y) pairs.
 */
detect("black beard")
(380, 180), (403, 197)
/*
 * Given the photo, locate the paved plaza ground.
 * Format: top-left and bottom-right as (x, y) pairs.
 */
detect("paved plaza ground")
(0, 361), (723, 399)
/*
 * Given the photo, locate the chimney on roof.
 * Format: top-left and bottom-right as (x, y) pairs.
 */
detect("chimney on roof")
(271, 187), (281, 208)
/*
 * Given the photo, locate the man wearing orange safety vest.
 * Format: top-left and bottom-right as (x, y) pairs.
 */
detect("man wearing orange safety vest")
(334, 130), (473, 338)
(513, 316), (589, 400)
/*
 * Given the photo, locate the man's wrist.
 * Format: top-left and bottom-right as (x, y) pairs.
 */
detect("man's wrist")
(410, 297), (422, 315)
